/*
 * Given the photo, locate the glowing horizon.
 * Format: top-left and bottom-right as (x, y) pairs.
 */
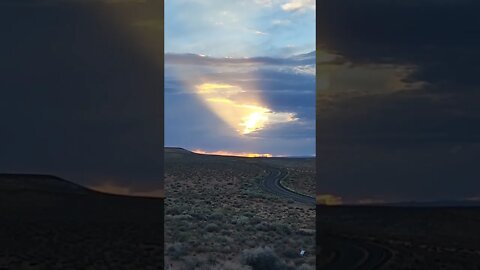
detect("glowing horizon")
(89, 182), (164, 198)
(192, 149), (273, 158)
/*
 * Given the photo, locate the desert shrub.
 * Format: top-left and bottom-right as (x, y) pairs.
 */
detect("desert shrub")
(206, 223), (220, 232)
(240, 246), (293, 270)
(210, 212), (224, 221)
(297, 229), (315, 236)
(169, 214), (193, 220)
(272, 222), (292, 235)
(243, 190), (261, 198)
(183, 257), (202, 270)
(296, 264), (314, 270)
(222, 229), (232, 236)
(249, 217), (262, 225)
(165, 205), (184, 215)
(207, 253), (217, 265)
(254, 222), (270, 231)
(209, 234), (229, 245)
(233, 216), (249, 225)
(211, 261), (252, 270)
(283, 248), (299, 259)
(176, 231), (192, 242)
(166, 242), (187, 260)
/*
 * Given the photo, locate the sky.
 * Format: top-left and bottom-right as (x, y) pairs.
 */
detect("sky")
(0, 0), (164, 196)
(164, 0), (316, 157)
(316, 0), (480, 204)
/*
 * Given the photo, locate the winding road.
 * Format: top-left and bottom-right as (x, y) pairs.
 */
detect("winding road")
(259, 167), (392, 269)
(320, 236), (393, 270)
(259, 167), (315, 205)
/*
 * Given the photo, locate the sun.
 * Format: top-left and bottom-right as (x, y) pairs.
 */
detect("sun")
(194, 82), (297, 135)
(241, 110), (268, 134)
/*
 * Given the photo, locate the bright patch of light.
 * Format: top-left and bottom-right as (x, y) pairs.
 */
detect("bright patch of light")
(195, 83), (297, 135)
(242, 111), (268, 134)
(192, 149), (273, 158)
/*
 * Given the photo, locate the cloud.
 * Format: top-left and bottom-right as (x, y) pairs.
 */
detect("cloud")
(292, 64), (315, 75)
(254, 30), (268, 35)
(165, 0), (315, 57)
(317, 0), (480, 143)
(281, 0), (315, 12)
(133, 19), (163, 30)
(165, 51), (315, 156)
(0, 0), (149, 5)
(164, 51), (316, 66)
(0, 0), (163, 191)
(194, 83), (298, 135)
(316, 1), (480, 203)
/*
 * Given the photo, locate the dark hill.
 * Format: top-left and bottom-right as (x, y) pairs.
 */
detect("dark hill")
(0, 173), (93, 195)
(0, 173), (164, 269)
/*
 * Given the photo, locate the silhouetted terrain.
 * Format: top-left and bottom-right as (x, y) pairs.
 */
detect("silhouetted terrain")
(317, 205), (480, 270)
(0, 174), (163, 269)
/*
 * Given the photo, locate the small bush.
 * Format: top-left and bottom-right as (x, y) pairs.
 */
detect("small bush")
(240, 246), (293, 270)
(254, 222), (269, 231)
(283, 248), (299, 259)
(272, 222), (292, 235)
(206, 223), (220, 232)
(210, 212), (224, 220)
(297, 264), (314, 270)
(183, 257), (202, 270)
(233, 216), (249, 225)
(207, 253), (217, 265)
(169, 214), (193, 220)
(166, 242), (187, 260)
(211, 261), (252, 270)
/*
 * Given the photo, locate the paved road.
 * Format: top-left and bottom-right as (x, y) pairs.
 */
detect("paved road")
(320, 236), (392, 270)
(259, 167), (315, 205)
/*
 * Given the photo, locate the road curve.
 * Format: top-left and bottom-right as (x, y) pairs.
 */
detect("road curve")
(259, 167), (315, 205)
(320, 236), (393, 270)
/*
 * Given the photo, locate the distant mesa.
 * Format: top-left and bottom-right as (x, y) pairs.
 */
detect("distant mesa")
(0, 173), (93, 195)
(164, 147), (194, 154)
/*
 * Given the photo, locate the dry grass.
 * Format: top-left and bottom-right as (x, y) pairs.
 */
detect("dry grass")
(165, 151), (315, 269)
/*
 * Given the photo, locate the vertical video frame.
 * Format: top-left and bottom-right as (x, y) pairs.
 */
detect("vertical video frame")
(165, 1), (316, 269)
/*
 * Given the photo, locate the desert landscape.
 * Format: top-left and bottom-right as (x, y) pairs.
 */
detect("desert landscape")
(164, 148), (316, 270)
(317, 205), (480, 270)
(0, 174), (164, 270)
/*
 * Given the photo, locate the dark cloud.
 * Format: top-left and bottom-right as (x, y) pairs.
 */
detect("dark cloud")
(317, 0), (480, 92)
(165, 54), (315, 115)
(317, 0), (480, 143)
(0, 0), (163, 192)
(316, 0), (480, 202)
(165, 51), (316, 67)
(164, 52), (315, 155)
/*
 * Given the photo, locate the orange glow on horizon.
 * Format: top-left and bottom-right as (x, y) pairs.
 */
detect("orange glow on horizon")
(316, 194), (343, 205)
(89, 182), (164, 198)
(192, 149), (273, 158)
